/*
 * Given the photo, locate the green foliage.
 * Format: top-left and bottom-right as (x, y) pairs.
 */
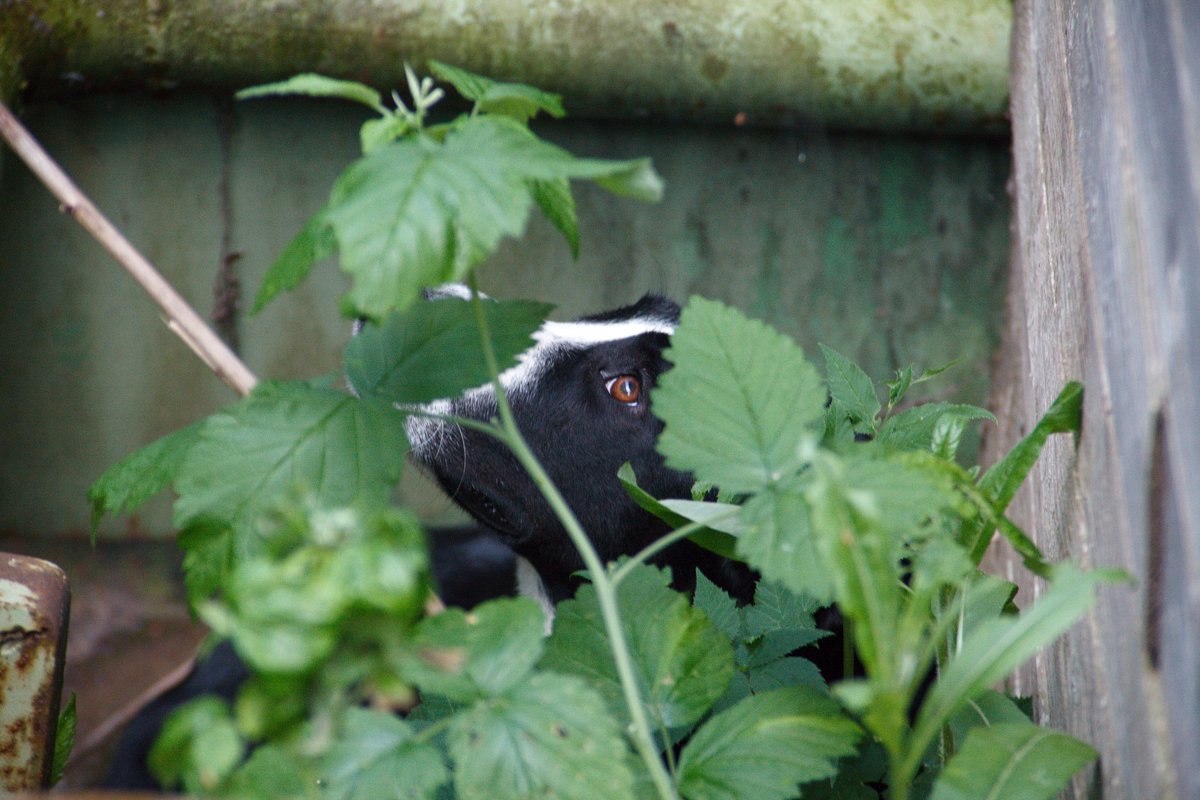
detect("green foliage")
(239, 65), (662, 318)
(930, 723), (1097, 800)
(89, 64), (1112, 800)
(50, 692), (76, 787)
(676, 687), (861, 800)
(541, 564), (734, 731)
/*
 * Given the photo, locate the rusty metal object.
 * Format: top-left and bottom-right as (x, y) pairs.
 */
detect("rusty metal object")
(0, 553), (70, 792)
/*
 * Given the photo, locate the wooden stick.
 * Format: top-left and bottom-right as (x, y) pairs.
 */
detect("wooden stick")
(0, 100), (259, 397)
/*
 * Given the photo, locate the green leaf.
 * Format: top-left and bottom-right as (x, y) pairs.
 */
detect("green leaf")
(251, 212), (336, 313)
(655, 297), (826, 494)
(321, 708), (447, 800)
(742, 581), (823, 641)
(541, 564), (733, 729)
(821, 344), (881, 429)
(50, 693), (76, 786)
(237, 73), (384, 111)
(910, 565), (1115, 767)
(693, 571), (741, 641)
(399, 598), (547, 703)
(800, 741), (888, 800)
(963, 382), (1083, 560)
(429, 60), (566, 121)
(677, 687), (860, 800)
(327, 116), (662, 317)
(87, 421), (203, 534)
(177, 516), (236, 608)
(172, 381), (407, 532)
(448, 673), (635, 800)
(947, 690), (1030, 747)
(532, 177), (580, 257)
(345, 297), (550, 403)
(221, 743), (319, 800)
(739, 483), (833, 603)
(617, 463), (740, 559)
(878, 403), (996, 452)
(802, 453), (906, 682)
(150, 697), (244, 793)
(887, 364), (914, 410)
(930, 722), (1096, 800)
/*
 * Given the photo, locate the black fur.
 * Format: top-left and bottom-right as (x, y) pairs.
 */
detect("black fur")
(408, 293), (755, 604)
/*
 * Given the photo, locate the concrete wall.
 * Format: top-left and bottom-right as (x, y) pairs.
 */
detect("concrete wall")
(0, 93), (1011, 537)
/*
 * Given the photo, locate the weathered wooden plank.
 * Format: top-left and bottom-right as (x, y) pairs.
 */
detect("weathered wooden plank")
(990, 1), (1200, 797)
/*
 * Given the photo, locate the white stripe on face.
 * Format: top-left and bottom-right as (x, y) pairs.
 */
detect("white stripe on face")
(495, 316), (676, 400)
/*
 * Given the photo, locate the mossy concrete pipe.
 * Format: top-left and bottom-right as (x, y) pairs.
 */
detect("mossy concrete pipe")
(1, 0), (1010, 132)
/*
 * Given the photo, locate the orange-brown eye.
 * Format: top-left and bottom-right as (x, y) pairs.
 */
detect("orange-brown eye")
(606, 374), (641, 404)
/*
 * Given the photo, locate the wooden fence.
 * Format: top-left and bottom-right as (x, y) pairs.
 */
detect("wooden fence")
(985, 1), (1199, 797)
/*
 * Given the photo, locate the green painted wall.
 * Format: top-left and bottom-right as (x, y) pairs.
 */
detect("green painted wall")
(0, 94), (1010, 537)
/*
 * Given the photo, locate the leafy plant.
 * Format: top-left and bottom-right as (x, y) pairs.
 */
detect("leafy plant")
(88, 64), (1117, 800)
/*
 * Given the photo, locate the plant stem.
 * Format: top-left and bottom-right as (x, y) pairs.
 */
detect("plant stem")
(0, 100), (259, 397)
(466, 280), (679, 800)
(610, 514), (733, 588)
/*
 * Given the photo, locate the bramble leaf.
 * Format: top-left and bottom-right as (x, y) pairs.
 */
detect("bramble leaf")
(930, 722), (1096, 800)
(320, 709), (447, 800)
(655, 297), (825, 494)
(251, 212), (336, 313)
(448, 673), (635, 800)
(531, 177), (580, 257)
(327, 116), (661, 317)
(677, 687), (860, 800)
(398, 598), (546, 703)
(88, 421), (203, 534)
(821, 344), (881, 431)
(172, 381), (407, 532)
(541, 564), (733, 729)
(878, 403), (995, 452)
(345, 297), (549, 403)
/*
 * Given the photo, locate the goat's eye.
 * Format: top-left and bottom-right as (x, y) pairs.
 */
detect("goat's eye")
(606, 374), (641, 404)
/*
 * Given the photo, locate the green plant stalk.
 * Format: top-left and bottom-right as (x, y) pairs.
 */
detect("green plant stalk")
(609, 513), (734, 588)
(466, 281), (680, 800)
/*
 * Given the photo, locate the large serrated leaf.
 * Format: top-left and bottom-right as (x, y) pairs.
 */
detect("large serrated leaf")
(930, 722), (1096, 800)
(88, 421), (203, 533)
(398, 598), (546, 703)
(448, 673), (635, 800)
(541, 564), (733, 729)
(677, 687), (860, 800)
(320, 709), (447, 800)
(655, 297), (826, 494)
(345, 297), (549, 402)
(738, 483), (833, 604)
(172, 382), (407, 531)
